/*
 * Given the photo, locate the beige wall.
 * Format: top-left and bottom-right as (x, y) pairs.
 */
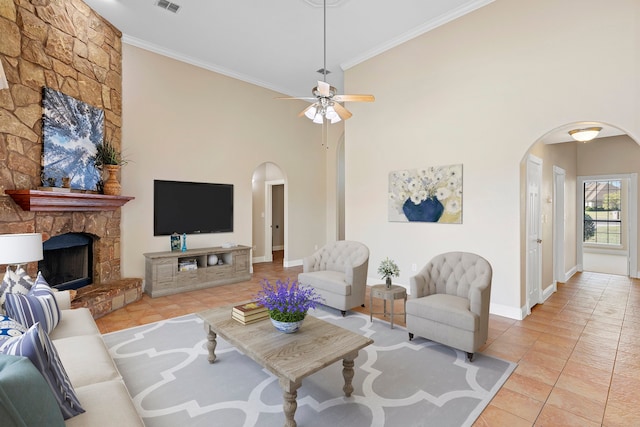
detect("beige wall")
(120, 45), (329, 279)
(344, 0), (640, 318)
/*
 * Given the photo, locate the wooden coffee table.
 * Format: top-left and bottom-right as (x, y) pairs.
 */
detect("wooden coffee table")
(197, 305), (373, 427)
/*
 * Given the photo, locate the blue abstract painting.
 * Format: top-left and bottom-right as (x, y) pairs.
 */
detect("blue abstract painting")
(42, 87), (103, 191)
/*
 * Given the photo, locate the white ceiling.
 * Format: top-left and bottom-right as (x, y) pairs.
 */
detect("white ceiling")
(84, 0), (493, 97)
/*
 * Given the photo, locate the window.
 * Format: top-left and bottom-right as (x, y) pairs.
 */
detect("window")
(583, 180), (621, 245)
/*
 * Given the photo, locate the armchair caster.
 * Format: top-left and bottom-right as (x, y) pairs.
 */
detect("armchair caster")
(341, 310), (346, 317)
(408, 332), (414, 341)
(467, 352), (474, 362)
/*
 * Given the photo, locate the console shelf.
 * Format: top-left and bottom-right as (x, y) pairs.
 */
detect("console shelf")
(143, 245), (251, 297)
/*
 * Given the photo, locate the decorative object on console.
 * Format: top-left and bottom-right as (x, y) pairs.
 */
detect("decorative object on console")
(378, 257), (400, 289)
(388, 164), (463, 224)
(170, 233), (181, 251)
(254, 278), (324, 333)
(181, 233), (187, 252)
(207, 254), (219, 266)
(42, 87), (104, 191)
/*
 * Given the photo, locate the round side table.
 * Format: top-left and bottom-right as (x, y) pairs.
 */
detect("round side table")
(369, 284), (407, 329)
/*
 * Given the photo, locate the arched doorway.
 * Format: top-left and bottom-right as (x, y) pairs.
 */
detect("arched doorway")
(521, 122), (639, 313)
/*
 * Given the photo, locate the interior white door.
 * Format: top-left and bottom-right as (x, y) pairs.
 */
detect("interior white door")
(553, 166), (566, 283)
(526, 155), (543, 313)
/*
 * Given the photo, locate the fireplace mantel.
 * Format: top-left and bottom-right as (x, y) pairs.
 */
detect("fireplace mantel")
(6, 189), (134, 211)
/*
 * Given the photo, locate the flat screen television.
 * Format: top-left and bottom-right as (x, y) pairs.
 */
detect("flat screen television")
(154, 180), (233, 236)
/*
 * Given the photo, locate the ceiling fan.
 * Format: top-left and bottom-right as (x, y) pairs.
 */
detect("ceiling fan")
(277, 0), (374, 124)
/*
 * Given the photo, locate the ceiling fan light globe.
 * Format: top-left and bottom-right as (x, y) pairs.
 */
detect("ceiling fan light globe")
(304, 106), (317, 119)
(312, 114), (324, 124)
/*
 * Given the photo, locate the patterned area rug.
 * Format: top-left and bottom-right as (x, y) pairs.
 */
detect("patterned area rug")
(103, 308), (515, 427)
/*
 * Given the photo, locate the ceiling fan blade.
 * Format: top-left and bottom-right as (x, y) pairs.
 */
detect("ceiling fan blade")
(317, 81), (331, 97)
(276, 96), (318, 101)
(333, 94), (375, 103)
(332, 102), (352, 120)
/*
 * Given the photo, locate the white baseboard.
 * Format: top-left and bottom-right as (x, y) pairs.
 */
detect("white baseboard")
(563, 266), (578, 282)
(272, 245), (284, 251)
(489, 303), (525, 320)
(252, 256), (268, 264)
(284, 258), (302, 268)
(542, 282), (557, 302)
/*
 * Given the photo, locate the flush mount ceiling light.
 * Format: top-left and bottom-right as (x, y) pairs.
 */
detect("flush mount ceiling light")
(568, 127), (602, 142)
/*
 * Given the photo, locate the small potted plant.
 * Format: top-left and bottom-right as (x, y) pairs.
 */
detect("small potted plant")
(254, 278), (324, 333)
(378, 258), (400, 288)
(92, 140), (128, 195)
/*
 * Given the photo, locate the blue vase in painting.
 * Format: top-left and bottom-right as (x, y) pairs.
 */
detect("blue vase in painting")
(402, 197), (444, 222)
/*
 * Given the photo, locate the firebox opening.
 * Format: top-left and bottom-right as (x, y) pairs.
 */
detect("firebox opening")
(39, 233), (93, 291)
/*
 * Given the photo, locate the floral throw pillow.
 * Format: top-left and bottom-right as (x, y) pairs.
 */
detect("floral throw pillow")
(0, 267), (34, 313)
(0, 314), (26, 343)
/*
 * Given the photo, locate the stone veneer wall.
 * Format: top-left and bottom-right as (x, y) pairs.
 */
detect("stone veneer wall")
(0, 0), (124, 283)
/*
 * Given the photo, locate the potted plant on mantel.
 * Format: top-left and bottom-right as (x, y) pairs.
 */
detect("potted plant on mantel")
(92, 140), (128, 196)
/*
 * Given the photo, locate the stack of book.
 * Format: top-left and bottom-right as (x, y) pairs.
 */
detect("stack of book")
(232, 301), (269, 325)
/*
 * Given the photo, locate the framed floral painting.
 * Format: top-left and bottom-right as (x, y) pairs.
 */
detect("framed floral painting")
(388, 164), (463, 223)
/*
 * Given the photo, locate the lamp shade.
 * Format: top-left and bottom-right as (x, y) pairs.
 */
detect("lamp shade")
(568, 127), (602, 142)
(0, 233), (43, 265)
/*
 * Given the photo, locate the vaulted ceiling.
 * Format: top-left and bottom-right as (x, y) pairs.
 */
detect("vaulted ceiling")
(84, 0), (493, 97)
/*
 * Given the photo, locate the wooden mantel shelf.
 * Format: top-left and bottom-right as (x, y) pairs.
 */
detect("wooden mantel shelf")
(6, 189), (134, 212)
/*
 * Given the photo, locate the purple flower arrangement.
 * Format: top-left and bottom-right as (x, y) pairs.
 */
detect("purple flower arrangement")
(255, 278), (324, 322)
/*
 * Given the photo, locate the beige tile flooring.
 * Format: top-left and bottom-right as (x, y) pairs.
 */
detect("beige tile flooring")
(97, 255), (640, 426)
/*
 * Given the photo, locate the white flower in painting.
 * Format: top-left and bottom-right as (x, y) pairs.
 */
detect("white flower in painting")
(447, 164), (462, 179)
(436, 187), (451, 201)
(446, 198), (461, 213)
(388, 164), (463, 211)
(447, 177), (459, 191)
(410, 192), (422, 204)
(407, 179), (420, 192)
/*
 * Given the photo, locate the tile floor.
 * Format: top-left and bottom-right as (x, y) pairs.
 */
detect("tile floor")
(97, 253), (640, 426)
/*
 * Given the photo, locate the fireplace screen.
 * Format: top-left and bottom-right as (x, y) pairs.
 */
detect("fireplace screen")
(39, 233), (93, 290)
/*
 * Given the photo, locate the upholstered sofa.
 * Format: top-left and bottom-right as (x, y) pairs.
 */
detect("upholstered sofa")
(298, 240), (369, 316)
(0, 289), (143, 426)
(406, 252), (492, 361)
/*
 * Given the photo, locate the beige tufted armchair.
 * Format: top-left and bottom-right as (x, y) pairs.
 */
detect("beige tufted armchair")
(406, 252), (492, 361)
(298, 241), (369, 316)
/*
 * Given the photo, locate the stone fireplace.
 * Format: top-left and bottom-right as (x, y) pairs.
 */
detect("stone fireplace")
(0, 1), (143, 318)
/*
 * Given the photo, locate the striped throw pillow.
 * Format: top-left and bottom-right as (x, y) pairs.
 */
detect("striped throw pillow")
(5, 272), (61, 334)
(0, 323), (85, 419)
